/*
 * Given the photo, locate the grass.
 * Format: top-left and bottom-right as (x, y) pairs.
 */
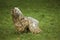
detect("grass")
(0, 0), (60, 40)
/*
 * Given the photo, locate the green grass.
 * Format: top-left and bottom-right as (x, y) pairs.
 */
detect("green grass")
(0, 0), (60, 40)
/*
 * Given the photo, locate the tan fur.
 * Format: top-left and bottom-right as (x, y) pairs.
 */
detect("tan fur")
(11, 7), (41, 33)
(28, 17), (41, 34)
(11, 7), (29, 32)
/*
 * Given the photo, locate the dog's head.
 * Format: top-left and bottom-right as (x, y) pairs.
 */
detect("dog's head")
(11, 7), (23, 18)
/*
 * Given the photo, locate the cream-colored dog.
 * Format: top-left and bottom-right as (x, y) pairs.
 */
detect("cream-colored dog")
(11, 7), (41, 33)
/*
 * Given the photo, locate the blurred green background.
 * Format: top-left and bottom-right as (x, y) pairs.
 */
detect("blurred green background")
(0, 0), (60, 40)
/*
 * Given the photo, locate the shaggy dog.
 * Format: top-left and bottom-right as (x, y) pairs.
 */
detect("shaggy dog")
(11, 7), (41, 33)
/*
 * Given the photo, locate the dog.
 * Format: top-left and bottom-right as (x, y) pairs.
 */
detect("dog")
(11, 7), (41, 33)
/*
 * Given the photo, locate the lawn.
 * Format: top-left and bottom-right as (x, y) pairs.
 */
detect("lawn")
(0, 0), (60, 40)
